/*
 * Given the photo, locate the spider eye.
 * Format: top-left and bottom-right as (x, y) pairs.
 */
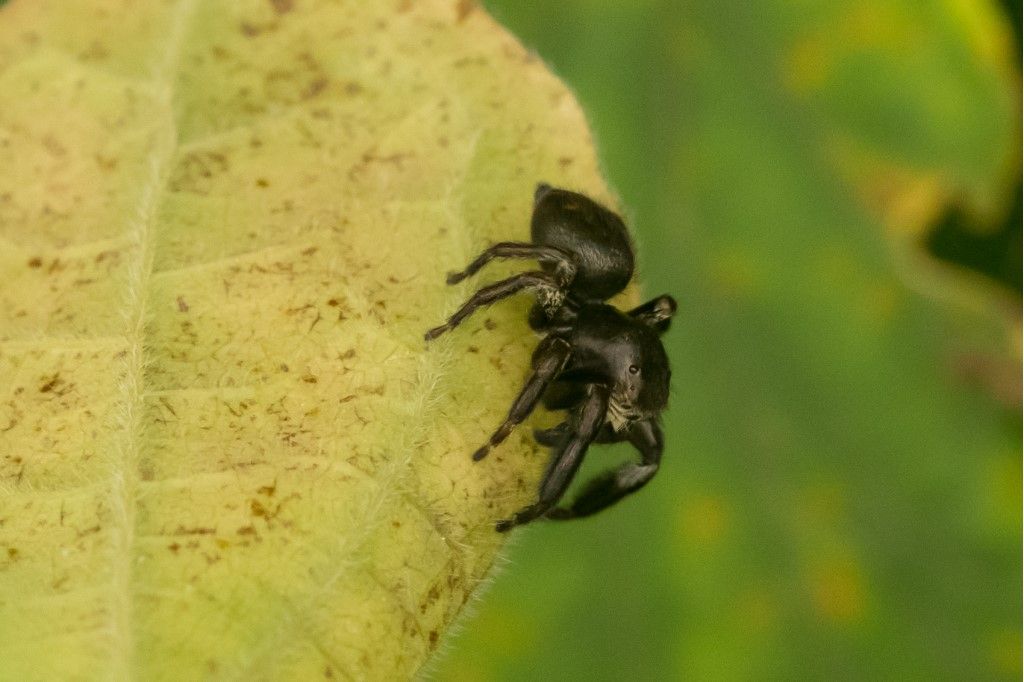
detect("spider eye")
(628, 364), (640, 375)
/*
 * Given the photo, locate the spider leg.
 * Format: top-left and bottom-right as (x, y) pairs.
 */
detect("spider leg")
(425, 271), (563, 341)
(532, 423), (568, 447)
(473, 337), (571, 461)
(627, 295), (677, 333)
(496, 385), (609, 532)
(540, 380), (588, 411)
(545, 419), (663, 521)
(446, 242), (574, 284)
(533, 421), (617, 447)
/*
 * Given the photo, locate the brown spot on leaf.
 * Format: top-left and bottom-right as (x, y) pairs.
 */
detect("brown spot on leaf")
(41, 134), (67, 157)
(421, 583), (441, 613)
(95, 154), (118, 171)
(239, 21), (262, 37)
(27, 257), (41, 268)
(171, 151), (231, 194)
(173, 526), (216, 536)
(79, 40), (109, 61)
(251, 499), (269, 518)
(38, 374), (60, 393)
(303, 77), (328, 99)
(94, 249), (118, 264)
(270, 0), (293, 13)
(455, 0), (476, 23)
(177, 296), (189, 312)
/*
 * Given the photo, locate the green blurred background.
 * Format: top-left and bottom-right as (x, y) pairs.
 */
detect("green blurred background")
(432, 1), (1021, 680)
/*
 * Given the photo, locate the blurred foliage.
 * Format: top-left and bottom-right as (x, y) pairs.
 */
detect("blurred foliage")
(927, 0), (1021, 296)
(432, 1), (1021, 680)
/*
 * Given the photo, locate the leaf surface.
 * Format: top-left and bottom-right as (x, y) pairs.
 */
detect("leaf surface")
(0, 1), (612, 678)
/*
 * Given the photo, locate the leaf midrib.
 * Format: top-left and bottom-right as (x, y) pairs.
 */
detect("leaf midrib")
(109, 1), (196, 677)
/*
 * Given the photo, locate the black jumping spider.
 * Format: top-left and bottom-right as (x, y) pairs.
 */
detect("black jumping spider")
(426, 183), (675, 532)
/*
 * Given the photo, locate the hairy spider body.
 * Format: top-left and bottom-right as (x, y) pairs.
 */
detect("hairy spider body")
(426, 184), (675, 532)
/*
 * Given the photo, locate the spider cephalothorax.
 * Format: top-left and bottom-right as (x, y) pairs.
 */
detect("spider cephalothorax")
(426, 183), (675, 532)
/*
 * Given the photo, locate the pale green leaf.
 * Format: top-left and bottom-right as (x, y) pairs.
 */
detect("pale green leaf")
(0, 1), (616, 678)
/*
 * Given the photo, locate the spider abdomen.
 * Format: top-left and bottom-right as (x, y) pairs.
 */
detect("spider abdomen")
(531, 184), (634, 301)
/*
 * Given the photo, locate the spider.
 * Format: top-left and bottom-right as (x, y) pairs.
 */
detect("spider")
(426, 183), (675, 532)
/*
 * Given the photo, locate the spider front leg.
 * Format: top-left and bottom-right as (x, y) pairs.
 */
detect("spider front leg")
(627, 295), (677, 333)
(472, 337), (571, 461)
(496, 384), (609, 532)
(445, 242), (574, 285)
(545, 419), (663, 521)
(424, 271), (564, 341)
(533, 421), (618, 447)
